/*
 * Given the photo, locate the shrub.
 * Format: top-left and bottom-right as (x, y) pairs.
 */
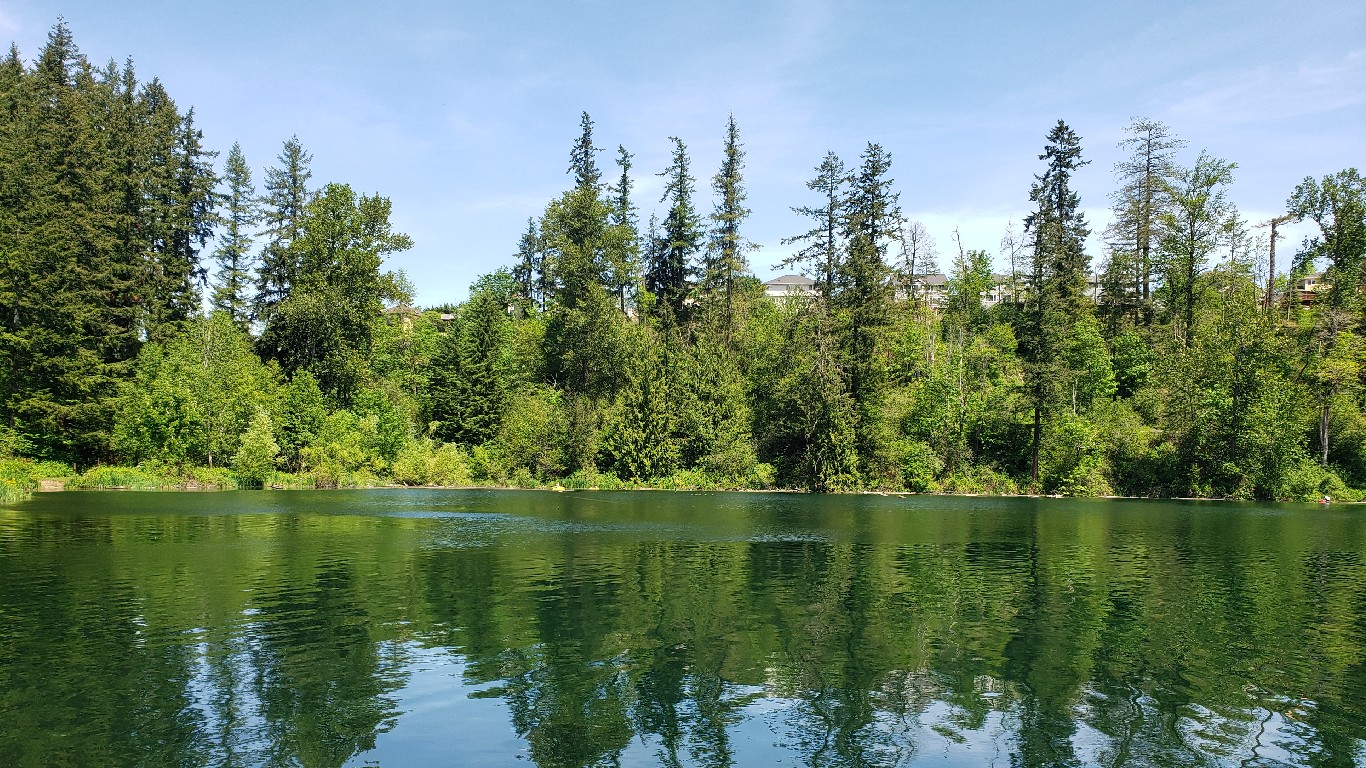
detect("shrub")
(894, 440), (943, 492)
(232, 410), (281, 488)
(68, 466), (162, 490)
(940, 465), (1022, 495)
(0, 458), (40, 503)
(392, 440), (472, 486)
(186, 466), (238, 489)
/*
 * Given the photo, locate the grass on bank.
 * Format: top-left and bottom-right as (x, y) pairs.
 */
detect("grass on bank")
(0, 457), (77, 503)
(6, 433), (1359, 502)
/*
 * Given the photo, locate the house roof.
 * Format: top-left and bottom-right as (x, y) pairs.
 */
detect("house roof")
(764, 274), (815, 287)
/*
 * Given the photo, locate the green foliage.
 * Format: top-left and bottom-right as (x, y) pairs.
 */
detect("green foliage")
(1, 87), (1362, 502)
(391, 440), (472, 487)
(111, 313), (278, 470)
(430, 273), (516, 444)
(232, 409), (280, 487)
(648, 136), (703, 322)
(67, 465), (163, 490)
(1287, 168), (1365, 312)
(495, 386), (568, 480)
(299, 410), (382, 489)
(1111, 331), (1152, 397)
(211, 143), (259, 326)
(0, 23), (217, 462)
(1063, 315), (1117, 411)
(255, 135), (313, 316)
(256, 183), (413, 404)
(276, 371), (328, 473)
(599, 325), (680, 481)
(1156, 152), (1235, 339)
(894, 440), (943, 492)
(540, 184), (627, 398)
(0, 459), (41, 502)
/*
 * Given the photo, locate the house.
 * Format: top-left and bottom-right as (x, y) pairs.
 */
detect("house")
(984, 274), (1024, 307)
(763, 274), (817, 299)
(899, 273), (948, 307)
(382, 304), (420, 331)
(1294, 272), (1327, 305)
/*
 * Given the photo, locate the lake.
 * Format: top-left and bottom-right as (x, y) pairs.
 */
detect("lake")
(1, 490), (1363, 767)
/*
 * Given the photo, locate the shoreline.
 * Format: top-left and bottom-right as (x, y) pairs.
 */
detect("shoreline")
(26, 479), (1351, 504)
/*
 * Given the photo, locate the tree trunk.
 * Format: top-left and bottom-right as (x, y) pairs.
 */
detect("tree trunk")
(1032, 403), (1041, 484)
(1322, 399), (1331, 467)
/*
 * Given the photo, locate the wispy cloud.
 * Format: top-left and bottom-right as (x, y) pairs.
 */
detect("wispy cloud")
(1163, 49), (1366, 125)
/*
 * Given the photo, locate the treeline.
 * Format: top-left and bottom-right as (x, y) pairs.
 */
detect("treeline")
(2, 23), (1364, 499)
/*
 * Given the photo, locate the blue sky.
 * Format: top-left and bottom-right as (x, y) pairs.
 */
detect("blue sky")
(4, 1), (1363, 305)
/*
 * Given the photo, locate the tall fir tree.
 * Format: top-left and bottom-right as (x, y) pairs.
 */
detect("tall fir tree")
(568, 111), (602, 191)
(430, 272), (515, 445)
(1020, 120), (1092, 484)
(255, 135), (313, 320)
(705, 114), (753, 342)
(212, 142), (260, 326)
(512, 217), (545, 311)
(541, 117), (629, 398)
(835, 142), (901, 483)
(0, 23), (133, 459)
(648, 137), (702, 323)
(608, 144), (640, 313)
(782, 151), (847, 301)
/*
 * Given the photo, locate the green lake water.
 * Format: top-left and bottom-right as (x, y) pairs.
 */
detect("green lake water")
(1, 490), (1364, 767)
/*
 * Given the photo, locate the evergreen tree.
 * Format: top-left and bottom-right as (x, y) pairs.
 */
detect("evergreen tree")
(1020, 120), (1091, 484)
(212, 142), (259, 327)
(607, 145), (640, 313)
(599, 323), (681, 480)
(568, 111), (602, 191)
(540, 118), (631, 399)
(256, 183), (413, 404)
(648, 137), (702, 322)
(430, 272), (515, 445)
(231, 408), (279, 487)
(512, 217), (545, 311)
(0, 22), (132, 460)
(781, 151), (847, 301)
(835, 142), (901, 483)
(541, 184), (623, 398)
(705, 115), (753, 341)
(1107, 118), (1184, 322)
(255, 135), (313, 320)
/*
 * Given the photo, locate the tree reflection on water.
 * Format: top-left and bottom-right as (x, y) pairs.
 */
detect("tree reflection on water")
(1, 492), (1364, 767)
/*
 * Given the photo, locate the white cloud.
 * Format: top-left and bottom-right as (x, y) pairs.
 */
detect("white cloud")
(1162, 49), (1366, 126)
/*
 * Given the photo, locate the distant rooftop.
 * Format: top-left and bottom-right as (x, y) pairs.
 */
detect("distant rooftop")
(764, 274), (815, 286)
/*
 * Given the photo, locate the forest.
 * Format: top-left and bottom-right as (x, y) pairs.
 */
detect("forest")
(1, 22), (1364, 500)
